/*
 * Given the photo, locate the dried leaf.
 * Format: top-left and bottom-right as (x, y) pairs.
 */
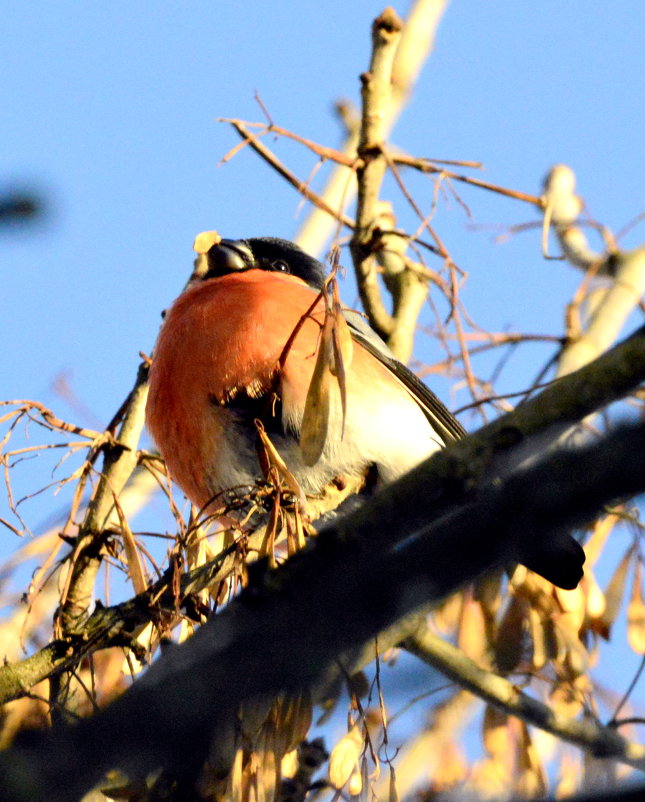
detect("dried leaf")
(112, 493), (148, 594)
(281, 749), (299, 780)
(293, 507), (307, 551)
(550, 678), (585, 719)
(122, 620), (157, 676)
(273, 691), (312, 756)
(331, 319), (349, 436)
(0, 688), (49, 749)
(515, 721), (546, 798)
(529, 608), (548, 670)
(559, 624), (589, 678)
(509, 564), (528, 588)
(238, 696), (274, 741)
(494, 595), (529, 673)
(348, 766), (363, 797)
(469, 757), (507, 797)
(193, 230), (221, 254)
(520, 572), (559, 617)
(176, 618), (195, 644)
(482, 706), (510, 761)
(329, 724), (362, 789)
(473, 573), (503, 619)
(556, 752), (580, 798)
(358, 755), (369, 801)
(259, 493), (281, 568)
(556, 584), (586, 632)
(330, 277), (353, 372)
(257, 723), (279, 802)
(329, 293), (354, 443)
(584, 570), (606, 620)
(627, 560), (645, 654)
(558, 611), (588, 670)
(388, 765), (400, 802)
(255, 421), (306, 507)
(431, 592), (463, 635)
(599, 546), (635, 637)
(584, 512), (621, 566)
(458, 596), (488, 660)
(330, 307), (353, 377)
(431, 743), (468, 792)
(185, 527), (212, 606)
(300, 313), (334, 466)
(230, 747), (244, 802)
(549, 619), (568, 665)
(531, 726), (557, 764)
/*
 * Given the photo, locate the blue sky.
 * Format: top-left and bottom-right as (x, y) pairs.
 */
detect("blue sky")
(2, 2), (642, 420)
(1, 0), (644, 766)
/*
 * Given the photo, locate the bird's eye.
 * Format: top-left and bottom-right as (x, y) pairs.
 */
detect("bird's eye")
(272, 260), (290, 273)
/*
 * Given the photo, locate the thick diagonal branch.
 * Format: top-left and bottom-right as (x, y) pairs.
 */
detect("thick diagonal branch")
(3, 324), (643, 711)
(1, 390), (644, 799)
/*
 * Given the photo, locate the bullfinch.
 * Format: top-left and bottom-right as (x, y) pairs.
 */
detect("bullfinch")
(145, 236), (584, 589)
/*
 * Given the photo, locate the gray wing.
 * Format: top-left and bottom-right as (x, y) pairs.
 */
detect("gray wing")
(343, 309), (466, 444)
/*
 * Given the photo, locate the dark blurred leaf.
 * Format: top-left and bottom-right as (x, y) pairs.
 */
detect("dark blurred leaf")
(0, 192), (43, 226)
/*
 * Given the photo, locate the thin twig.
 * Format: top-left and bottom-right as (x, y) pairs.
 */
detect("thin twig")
(226, 120), (355, 230)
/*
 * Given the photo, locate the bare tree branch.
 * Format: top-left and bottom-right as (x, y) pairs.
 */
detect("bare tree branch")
(0, 341), (644, 800)
(225, 120), (355, 231)
(2, 324), (643, 710)
(404, 627), (645, 771)
(295, 0), (450, 256)
(350, 8), (405, 342)
(49, 363), (149, 720)
(543, 165), (645, 378)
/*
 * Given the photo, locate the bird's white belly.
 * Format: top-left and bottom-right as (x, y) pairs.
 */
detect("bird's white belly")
(205, 393), (443, 500)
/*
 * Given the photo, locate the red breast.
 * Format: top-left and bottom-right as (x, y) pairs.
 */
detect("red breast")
(146, 270), (325, 508)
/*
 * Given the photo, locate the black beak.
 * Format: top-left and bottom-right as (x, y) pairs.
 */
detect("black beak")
(205, 239), (255, 278)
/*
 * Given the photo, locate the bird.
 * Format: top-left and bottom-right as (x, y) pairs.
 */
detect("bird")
(145, 234), (584, 589)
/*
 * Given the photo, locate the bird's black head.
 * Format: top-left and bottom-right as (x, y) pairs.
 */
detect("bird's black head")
(201, 236), (326, 290)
